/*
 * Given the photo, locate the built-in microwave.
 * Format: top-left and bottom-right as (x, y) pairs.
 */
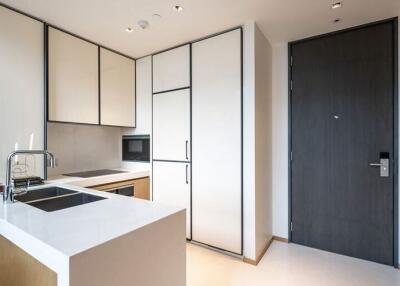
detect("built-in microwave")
(122, 135), (150, 162)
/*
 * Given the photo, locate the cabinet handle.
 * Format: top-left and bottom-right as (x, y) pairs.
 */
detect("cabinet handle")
(185, 140), (189, 160)
(185, 164), (189, 184)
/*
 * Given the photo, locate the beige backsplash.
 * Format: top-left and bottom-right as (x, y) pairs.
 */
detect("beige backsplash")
(47, 123), (122, 177)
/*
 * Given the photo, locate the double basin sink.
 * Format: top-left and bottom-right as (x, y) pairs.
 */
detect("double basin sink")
(16, 187), (107, 212)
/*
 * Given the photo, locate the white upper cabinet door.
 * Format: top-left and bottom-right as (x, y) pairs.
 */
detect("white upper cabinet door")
(153, 161), (191, 239)
(100, 48), (136, 127)
(0, 6), (44, 182)
(153, 89), (190, 161)
(152, 45), (190, 93)
(192, 29), (242, 254)
(48, 27), (99, 124)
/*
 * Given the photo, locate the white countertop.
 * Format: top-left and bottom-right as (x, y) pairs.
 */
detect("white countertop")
(0, 169), (183, 276)
(47, 168), (150, 187)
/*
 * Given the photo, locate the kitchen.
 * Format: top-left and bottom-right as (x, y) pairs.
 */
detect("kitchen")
(1, 1), (400, 286)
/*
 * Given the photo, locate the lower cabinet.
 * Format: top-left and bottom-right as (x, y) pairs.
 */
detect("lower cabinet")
(90, 177), (150, 200)
(152, 161), (191, 239)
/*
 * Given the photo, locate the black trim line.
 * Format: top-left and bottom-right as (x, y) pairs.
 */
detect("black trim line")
(153, 159), (191, 164)
(44, 23), (49, 179)
(153, 86), (191, 95)
(98, 46), (101, 125)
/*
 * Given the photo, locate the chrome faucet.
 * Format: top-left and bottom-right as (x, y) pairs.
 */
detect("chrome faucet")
(3, 150), (56, 204)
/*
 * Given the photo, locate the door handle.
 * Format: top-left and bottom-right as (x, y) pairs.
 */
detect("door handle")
(369, 158), (389, 177)
(185, 164), (189, 184)
(185, 140), (189, 160)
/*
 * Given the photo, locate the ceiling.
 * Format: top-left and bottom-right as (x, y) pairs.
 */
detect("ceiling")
(2, 0), (399, 58)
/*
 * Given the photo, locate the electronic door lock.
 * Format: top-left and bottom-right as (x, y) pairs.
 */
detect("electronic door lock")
(369, 152), (389, 177)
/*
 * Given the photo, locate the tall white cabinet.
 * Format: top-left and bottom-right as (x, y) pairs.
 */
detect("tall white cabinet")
(0, 6), (45, 182)
(192, 29), (242, 254)
(152, 46), (192, 239)
(151, 30), (242, 253)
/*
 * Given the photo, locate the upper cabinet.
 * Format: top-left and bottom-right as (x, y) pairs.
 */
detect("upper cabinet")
(100, 48), (136, 127)
(48, 27), (99, 124)
(152, 45), (190, 93)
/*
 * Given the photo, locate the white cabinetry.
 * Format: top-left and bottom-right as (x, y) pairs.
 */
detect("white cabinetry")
(100, 48), (136, 127)
(0, 6), (44, 182)
(153, 89), (190, 161)
(152, 161), (191, 239)
(192, 29), (242, 254)
(152, 45), (190, 93)
(48, 27), (99, 124)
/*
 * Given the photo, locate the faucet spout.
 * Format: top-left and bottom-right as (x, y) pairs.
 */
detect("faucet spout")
(3, 150), (56, 204)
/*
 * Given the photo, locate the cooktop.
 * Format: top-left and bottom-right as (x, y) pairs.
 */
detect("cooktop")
(63, 169), (127, 178)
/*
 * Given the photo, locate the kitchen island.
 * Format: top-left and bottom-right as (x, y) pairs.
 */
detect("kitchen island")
(0, 183), (186, 286)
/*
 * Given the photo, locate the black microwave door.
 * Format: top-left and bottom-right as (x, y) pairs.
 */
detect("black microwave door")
(122, 138), (150, 162)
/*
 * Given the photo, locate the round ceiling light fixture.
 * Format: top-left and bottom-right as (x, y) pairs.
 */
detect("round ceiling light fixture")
(138, 20), (149, 29)
(125, 27), (134, 33)
(173, 5), (183, 12)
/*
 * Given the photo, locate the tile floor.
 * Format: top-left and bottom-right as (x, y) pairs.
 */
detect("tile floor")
(187, 241), (400, 286)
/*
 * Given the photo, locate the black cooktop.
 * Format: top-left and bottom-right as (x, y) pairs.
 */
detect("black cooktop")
(63, 169), (127, 178)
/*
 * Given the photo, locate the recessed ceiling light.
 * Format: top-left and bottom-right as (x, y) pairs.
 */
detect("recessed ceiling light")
(333, 18), (341, 23)
(125, 27), (133, 33)
(332, 2), (342, 9)
(137, 20), (149, 30)
(173, 5), (183, 12)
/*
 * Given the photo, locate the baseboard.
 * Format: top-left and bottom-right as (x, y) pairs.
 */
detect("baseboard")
(243, 235), (289, 266)
(243, 237), (274, 266)
(272, 236), (289, 243)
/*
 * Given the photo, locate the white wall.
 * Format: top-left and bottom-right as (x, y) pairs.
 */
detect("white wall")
(0, 6), (44, 183)
(271, 43), (289, 239)
(254, 24), (273, 257)
(243, 21), (257, 260)
(271, 18), (400, 262)
(243, 21), (273, 261)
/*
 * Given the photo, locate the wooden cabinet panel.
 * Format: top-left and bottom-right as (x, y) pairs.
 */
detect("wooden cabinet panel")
(152, 45), (190, 93)
(100, 48), (136, 127)
(90, 177), (150, 201)
(48, 27), (99, 124)
(0, 235), (57, 286)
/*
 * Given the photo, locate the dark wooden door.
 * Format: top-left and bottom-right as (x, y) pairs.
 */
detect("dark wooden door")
(290, 20), (396, 265)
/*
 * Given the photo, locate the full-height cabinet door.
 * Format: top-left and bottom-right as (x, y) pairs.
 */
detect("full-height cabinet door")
(100, 48), (136, 127)
(48, 27), (99, 124)
(0, 6), (44, 182)
(153, 161), (191, 239)
(152, 45), (190, 93)
(153, 89), (191, 161)
(192, 29), (242, 254)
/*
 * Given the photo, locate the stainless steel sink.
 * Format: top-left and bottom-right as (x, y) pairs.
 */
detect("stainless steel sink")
(15, 187), (107, 212)
(15, 187), (78, 203)
(27, 193), (106, 212)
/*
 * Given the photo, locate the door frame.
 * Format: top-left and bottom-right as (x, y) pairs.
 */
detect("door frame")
(288, 17), (399, 267)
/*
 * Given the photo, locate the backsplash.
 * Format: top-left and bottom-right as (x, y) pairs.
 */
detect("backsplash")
(47, 123), (122, 177)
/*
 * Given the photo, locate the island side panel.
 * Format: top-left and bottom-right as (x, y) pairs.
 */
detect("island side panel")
(69, 210), (186, 286)
(0, 235), (57, 286)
